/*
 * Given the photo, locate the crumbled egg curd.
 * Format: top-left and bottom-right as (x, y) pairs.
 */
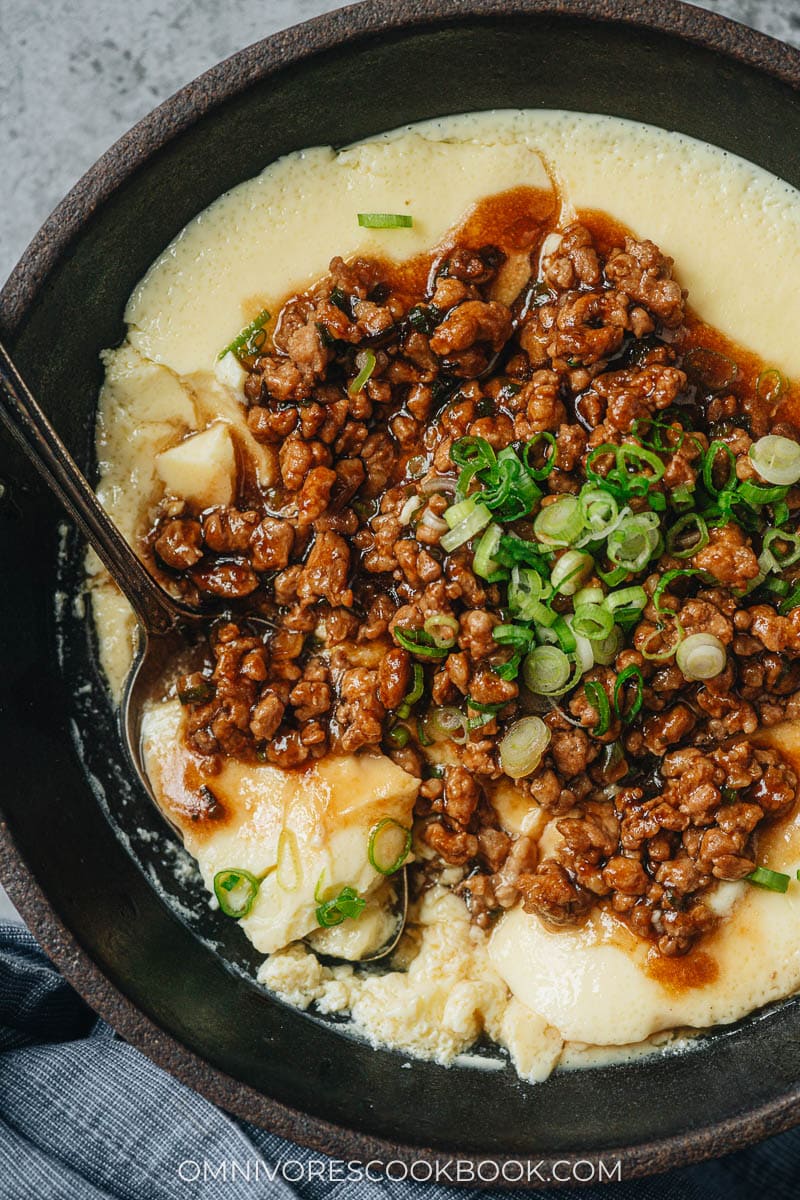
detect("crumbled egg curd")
(259, 888), (563, 1082)
(91, 108), (800, 1081)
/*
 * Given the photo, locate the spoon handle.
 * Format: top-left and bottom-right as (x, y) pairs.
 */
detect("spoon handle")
(0, 340), (184, 636)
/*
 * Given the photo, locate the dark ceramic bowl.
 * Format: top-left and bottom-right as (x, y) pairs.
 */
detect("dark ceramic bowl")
(3, 0), (800, 1183)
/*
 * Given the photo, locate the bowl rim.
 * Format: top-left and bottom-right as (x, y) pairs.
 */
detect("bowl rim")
(3, 0), (800, 1182)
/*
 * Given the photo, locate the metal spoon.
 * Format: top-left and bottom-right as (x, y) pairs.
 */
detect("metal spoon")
(0, 341), (407, 962)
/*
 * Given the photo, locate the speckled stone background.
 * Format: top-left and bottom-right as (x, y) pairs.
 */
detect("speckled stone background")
(0, 0), (798, 926)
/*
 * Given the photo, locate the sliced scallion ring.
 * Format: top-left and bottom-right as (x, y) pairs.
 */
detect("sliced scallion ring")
(473, 523), (504, 580)
(578, 486), (620, 542)
(761, 528), (800, 571)
(523, 431), (557, 480)
(217, 308), (271, 361)
(499, 716), (551, 779)
(522, 645), (572, 694)
(737, 479), (790, 508)
(746, 866), (790, 893)
(533, 494), (585, 546)
(394, 627), (449, 659)
(349, 349), (377, 396)
(702, 440), (736, 496)
(422, 613), (460, 649)
(573, 585), (604, 608)
(357, 212), (413, 228)
(675, 632), (727, 680)
(748, 434), (800, 487)
(572, 603), (614, 643)
(425, 705), (469, 745)
(592, 625), (623, 666)
(550, 549), (594, 596)
(368, 818), (412, 875)
(213, 868), (262, 919)
(605, 585), (647, 614)
(315, 885), (367, 927)
(583, 679), (611, 736)
(606, 516), (660, 571)
(613, 664), (644, 724)
(667, 512), (709, 559)
(640, 620), (684, 661)
(441, 498), (493, 552)
(396, 663), (425, 719)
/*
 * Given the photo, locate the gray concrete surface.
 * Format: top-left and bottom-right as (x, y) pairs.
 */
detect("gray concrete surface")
(0, 0), (798, 924)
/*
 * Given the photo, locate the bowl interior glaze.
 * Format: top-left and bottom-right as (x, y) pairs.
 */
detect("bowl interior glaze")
(2, 0), (800, 1178)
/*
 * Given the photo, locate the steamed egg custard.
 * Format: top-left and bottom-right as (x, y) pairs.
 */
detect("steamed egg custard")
(91, 110), (800, 1081)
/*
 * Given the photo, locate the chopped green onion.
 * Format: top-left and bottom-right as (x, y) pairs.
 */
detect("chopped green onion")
(653, 568), (703, 617)
(473, 523), (504, 580)
(451, 436), (497, 471)
(572, 603), (614, 643)
(606, 585), (647, 615)
(586, 444), (621, 486)
(780, 584), (800, 614)
(416, 715), (433, 746)
(523, 432), (557, 480)
(534, 495), (585, 546)
(592, 625), (623, 666)
(676, 632), (727, 681)
(397, 664), (425, 719)
(394, 627), (449, 659)
(615, 444), (665, 491)
(441, 498), (492, 552)
(499, 716), (551, 779)
(583, 680), (611, 736)
(368, 817), (412, 875)
(702, 441), (736, 496)
(746, 866), (790, 893)
(606, 514), (660, 571)
(480, 446), (542, 520)
(217, 308), (271, 360)
(522, 645), (573, 694)
(597, 563), (630, 587)
(550, 550), (594, 597)
(761, 528), (800, 571)
(422, 613), (460, 649)
(357, 212), (413, 228)
(737, 479), (789, 508)
(613, 665), (644, 724)
(425, 705), (469, 744)
(493, 653), (523, 681)
(349, 349), (377, 396)
(577, 486), (620, 542)
(551, 615), (577, 654)
(213, 868), (262, 919)
(574, 585), (605, 608)
(508, 566), (554, 624)
(316, 885), (367, 927)
(388, 724), (410, 748)
(667, 512), (709, 559)
(493, 623), (536, 649)
(749, 434), (800, 487)
(494, 534), (552, 570)
(640, 621), (684, 661)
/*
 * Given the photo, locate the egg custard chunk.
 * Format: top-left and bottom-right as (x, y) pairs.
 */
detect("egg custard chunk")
(92, 110), (800, 1082)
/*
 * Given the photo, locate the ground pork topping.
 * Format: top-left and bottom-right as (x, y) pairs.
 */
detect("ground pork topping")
(151, 203), (800, 958)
